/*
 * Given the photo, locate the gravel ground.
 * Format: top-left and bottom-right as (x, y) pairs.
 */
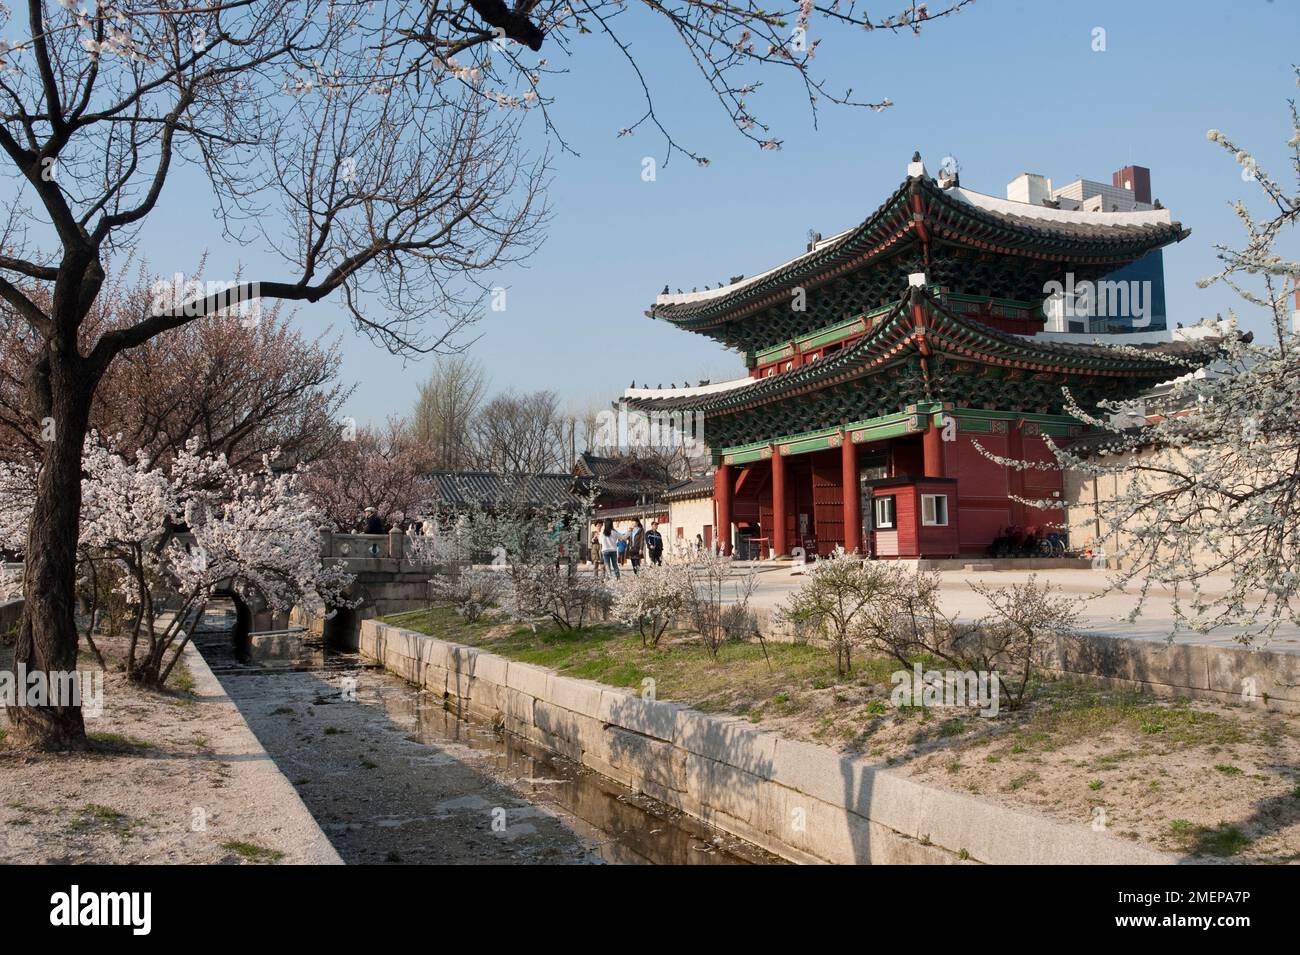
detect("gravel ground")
(0, 632), (339, 865)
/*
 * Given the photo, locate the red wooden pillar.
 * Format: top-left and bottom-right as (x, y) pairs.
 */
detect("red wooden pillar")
(841, 434), (861, 553)
(770, 447), (787, 557)
(923, 413), (945, 478)
(714, 462), (733, 556)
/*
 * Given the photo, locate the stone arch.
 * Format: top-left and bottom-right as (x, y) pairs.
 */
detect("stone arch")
(322, 582), (374, 650)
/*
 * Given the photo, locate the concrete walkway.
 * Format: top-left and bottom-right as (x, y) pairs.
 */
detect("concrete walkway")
(739, 566), (1300, 653)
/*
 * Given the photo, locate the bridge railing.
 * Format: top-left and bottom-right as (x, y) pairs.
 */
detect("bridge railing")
(320, 530), (407, 560)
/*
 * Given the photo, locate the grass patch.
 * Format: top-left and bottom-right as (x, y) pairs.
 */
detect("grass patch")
(167, 660), (195, 693)
(221, 840), (284, 864)
(1214, 764), (1244, 776)
(1018, 684), (1245, 750)
(1005, 770), (1040, 792)
(1167, 820), (1252, 857)
(6, 800), (36, 811)
(382, 606), (841, 714)
(67, 803), (142, 836)
(937, 719), (964, 739)
(88, 731), (150, 750)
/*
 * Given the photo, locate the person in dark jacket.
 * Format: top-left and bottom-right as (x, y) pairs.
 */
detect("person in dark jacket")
(363, 506), (385, 534)
(646, 521), (665, 565)
(626, 519), (645, 575)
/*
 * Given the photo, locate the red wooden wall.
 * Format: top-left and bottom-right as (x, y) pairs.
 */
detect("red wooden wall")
(811, 451), (843, 555)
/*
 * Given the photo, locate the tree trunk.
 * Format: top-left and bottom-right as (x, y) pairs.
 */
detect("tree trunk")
(7, 349), (95, 751)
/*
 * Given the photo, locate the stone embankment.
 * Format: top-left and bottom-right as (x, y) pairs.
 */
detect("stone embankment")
(361, 618), (1175, 865)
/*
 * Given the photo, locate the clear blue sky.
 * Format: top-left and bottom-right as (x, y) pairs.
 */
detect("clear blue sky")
(85, 0), (1300, 426)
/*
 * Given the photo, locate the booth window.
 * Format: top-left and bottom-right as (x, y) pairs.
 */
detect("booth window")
(874, 495), (896, 529)
(921, 493), (949, 526)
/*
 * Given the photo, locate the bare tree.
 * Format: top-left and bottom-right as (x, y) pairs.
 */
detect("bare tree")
(0, 3), (545, 749)
(0, 257), (351, 470)
(410, 354), (487, 470)
(0, 0), (974, 750)
(471, 389), (569, 473)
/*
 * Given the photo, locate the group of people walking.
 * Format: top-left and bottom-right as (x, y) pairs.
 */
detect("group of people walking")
(592, 518), (664, 579)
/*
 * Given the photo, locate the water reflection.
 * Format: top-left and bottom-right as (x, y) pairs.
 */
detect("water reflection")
(196, 602), (784, 865)
(381, 686), (783, 865)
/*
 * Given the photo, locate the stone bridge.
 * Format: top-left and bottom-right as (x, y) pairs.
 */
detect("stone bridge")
(287, 530), (442, 650)
(4, 533), (438, 651)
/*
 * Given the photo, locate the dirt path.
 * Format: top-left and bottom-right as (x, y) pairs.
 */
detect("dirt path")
(0, 630), (339, 865)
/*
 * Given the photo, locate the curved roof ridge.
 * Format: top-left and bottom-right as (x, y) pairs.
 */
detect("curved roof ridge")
(652, 225), (856, 309)
(918, 288), (1209, 367)
(946, 185), (1175, 227)
(627, 296), (913, 414)
(648, 174), (1189, 331)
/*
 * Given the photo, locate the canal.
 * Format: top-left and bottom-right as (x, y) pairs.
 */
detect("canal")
(193, 603), (784, 865)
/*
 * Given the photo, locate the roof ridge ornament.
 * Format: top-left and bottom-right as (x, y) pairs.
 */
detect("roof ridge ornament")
(907, 150), (928, 180)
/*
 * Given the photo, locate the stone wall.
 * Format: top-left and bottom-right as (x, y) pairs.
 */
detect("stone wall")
(1042, 630), (1300, 713)
(752, 606), (1300, 713)
(360, 618), (1175, 865)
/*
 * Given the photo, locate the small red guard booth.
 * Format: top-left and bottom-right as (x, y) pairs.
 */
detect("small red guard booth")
(865, 477), (960, 559)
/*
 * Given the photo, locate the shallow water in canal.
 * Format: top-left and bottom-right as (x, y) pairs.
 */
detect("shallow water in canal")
(194, 606), (784, 865)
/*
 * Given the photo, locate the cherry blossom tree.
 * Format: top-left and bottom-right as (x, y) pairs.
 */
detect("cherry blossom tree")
(3, 436), (353, 687)
(611, 558), (693, 647)
(155, 449), (353, 685)
(299, 418), (437, 531)
(0, 1), (546, 748)
(1038, 70), (1300, 646)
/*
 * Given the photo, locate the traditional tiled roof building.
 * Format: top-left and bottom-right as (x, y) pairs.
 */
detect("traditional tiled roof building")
(625, 156), (1216, 559)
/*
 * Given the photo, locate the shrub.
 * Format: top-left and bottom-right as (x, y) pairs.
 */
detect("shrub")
(682, 548), (759, 657)
(611, 561), (693, 647)
(511, 562), (611, 630)
(783, 561), (1077, 709)
(429, 567), (507, 622)
(961, 576), (1080, 709)
(777, 552), (916, 675)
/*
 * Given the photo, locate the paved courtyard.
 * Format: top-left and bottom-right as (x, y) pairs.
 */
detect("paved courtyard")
(711, 565), (1300, 655)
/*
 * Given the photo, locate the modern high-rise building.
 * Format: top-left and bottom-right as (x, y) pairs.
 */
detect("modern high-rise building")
(1007, 165), (1170, 333)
